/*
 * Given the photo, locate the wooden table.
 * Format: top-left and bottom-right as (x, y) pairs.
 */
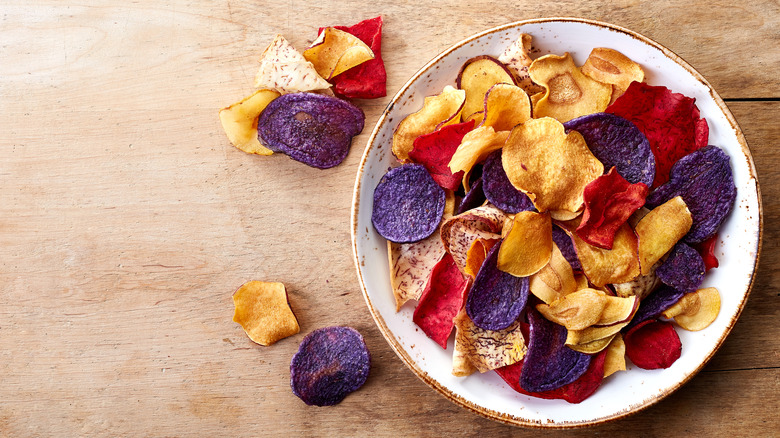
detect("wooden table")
(1, 1), (777, 435)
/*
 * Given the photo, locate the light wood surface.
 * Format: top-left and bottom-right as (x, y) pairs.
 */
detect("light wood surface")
(1, 1), (778, 436)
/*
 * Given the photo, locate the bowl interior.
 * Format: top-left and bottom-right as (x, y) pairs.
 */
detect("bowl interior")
(351, 18), (761, 427)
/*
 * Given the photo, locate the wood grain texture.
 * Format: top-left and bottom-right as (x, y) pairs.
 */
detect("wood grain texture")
(0, 0), (778, 436)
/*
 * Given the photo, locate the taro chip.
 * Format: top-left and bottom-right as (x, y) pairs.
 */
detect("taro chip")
(481, 83), (532, 132)
(624, 320), (682, 370)
(502, 117), (604, 213)
(303, 27), (374, 80)
(290, 326), (370, 406)
(466, 241), (530, 331)
(606, 81), (709, 187)
(321, 16), (387, 99)
(576, 167), (649, 249)
(388, 231), (446, 311)
(454, 312), (527, 373)
(497, 211), (552, 278)
(456, 176), (486, 214)
(482, 150), (535, 214)
(372, 164), (445, 243)
(563, 112), (655, 186)
(440, 204), (506, 273)
(560, 220), (640, 288)
(257, 92), (364, 169)
(393, 86), (466, 162)
(254, 34), (331, 94)
(497, 33), (545, 95)
(646, 145), (737, 244)
(413, 253), (470, 349)
(219, 89), (281, 156)
(448, 126), (509, 187)
(626, 285), (685, 330)
(232, 281), (300, 346)
(409, 120), (475, 190)
(519, 308), (592, 392)
(552, 223), (582, 272)
(635, 196), (693, 274)
(655, 242), (705, 293)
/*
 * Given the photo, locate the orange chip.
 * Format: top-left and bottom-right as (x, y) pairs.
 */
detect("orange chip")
(481, 83), (532, 132)
(303, 27), (375, 80)
(560, 220), (640, 288)
(454, 311), (527, 373)
(448, 126), (509, 187)
(219, 89), (281, 155)
(502, 117), (604, 213)
(635, 196), (693, 275)
(393, 85), (466, 162)
(232, 281), (300, 346)
(464, 237), (500, 278)
(497, 211), (553, 277)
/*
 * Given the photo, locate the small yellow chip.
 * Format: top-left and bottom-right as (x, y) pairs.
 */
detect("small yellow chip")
(232, 281), (300, 346)
(304, 27), (374, 80)
(219, 89), (281, 155)
(497, 211), (552, 277)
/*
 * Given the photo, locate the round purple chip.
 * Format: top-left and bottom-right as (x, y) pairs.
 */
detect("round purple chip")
(655, 242), (705, 293)
(290, 326), (371, 407)
(257, 92), (365, 169)
(371, 164), (446, 243)
(563, 112), (655, 186)
(482, 150), (535, 214)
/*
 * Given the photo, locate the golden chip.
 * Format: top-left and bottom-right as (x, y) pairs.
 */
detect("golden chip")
(568, 333), (616, 354)
(303, 27), (375, 80)
(560, 220), (641, 288)
(497, 211), (552, 277)
(529, 242), (578, 304)
(455, 56), (516, 124)
(581, 48), (645, 104)
(635, 196), (693, 275)
(464, 237), (499, 278)
(662, 287), (721, 331)
(232, 281), (300, 346)
(448, 126), (509, 188)
(481, 83), (532, 132)
(219, 89), (281, 155)
(536, 288), (607, 331)
(602, 333), (627, 378)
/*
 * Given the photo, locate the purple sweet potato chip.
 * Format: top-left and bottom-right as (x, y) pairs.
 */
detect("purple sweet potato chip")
(372, 164), (446, 243)
(646, 145), (737, 244)
(290, 326), (370, 406)
(257, 92), (365, 169)
(625, 285), (685, 330)
(552, 223), (582, 272)
(520, 307), (592, 393)
(656, 242), (706, 293)
(563, 112), (655, 186)
(465, 240), (529, 331)
(482, 150), (535, 214)
(456, 176), (486, 214)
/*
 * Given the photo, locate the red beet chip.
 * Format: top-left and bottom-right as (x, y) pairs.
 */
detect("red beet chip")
(696, 234), (720, 271)
(606, 82), (708, 188)
(576, 167), (649, 249)
(624, 320), (682, 370)
(412, 252), (470, 349)
(408, 120), (475, 191)
(320, 16), (387, 99)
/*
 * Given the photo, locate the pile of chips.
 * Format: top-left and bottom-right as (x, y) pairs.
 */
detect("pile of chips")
(371, 33), (736, 403)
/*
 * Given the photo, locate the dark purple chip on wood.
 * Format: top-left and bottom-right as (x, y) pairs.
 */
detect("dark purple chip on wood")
(625, 285), (685, 331)
(465, 240), (529, 331)
(290, 326), (371, 406)
(563, 112), (655, 186)
(520, 307), (592, 393)
(656, 243), (706, 293)
(371, 164), (446, 243)
(482, 150), (535, 214)
(456, 176), (486, 214)
(552, 223), (582, 272)
(646, 145), (736, 244)
(257, 92), (365, 169)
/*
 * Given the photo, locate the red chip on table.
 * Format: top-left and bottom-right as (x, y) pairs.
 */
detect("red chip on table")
(606, 81), (709, 188)
(320, 16), (387, 99)
(412, 252), (470, 349)
(408, 120), (475, 190)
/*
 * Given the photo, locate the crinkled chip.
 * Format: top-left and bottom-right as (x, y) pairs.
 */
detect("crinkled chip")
(290, 326), (370, 406)
(413, 253), (471, 349)
(502, 117), (604, 213)
(497, 211), (552, 277)
(606, 81), (709, 187)
(456, 56), (517, 123)
(372, 164), (446, 243)
(388, 231), (446, 311)
(409, 120), (475, 190)
(466, 241), (530, 331)
(257, 92), (364, 168)
(576, 167), (649, 249)
(304, 27), (374, 80)
(454, 312), (527, 373)
(646, 145), (737, 244)
(254, 34), (331, 94)
(635, 196), (693, 275)
(563, 112), (655, 186)
(448, 126), (509, 187)
(440, 204), (506, 273)
(220, 89), (281, 155)
(560, 220), (640, 288)
(580, 48), (644, 104)
(481, 83), (532, 132)
(624, 320), (681, 370)
(482, 150), (535, 214)
(232, 281), (300, 346)
(655, 242), (705, 293)
(321, 16), (386, 99)
(498, 33), (545, 95)
(393, 86), (466, 162)
(520, 308), (592, 392)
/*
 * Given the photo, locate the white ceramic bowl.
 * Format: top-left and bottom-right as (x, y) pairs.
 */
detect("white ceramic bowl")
(351, 18), (761, 427)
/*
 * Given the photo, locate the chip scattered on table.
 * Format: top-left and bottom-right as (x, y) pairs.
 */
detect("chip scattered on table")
(232, 281), (300, 346)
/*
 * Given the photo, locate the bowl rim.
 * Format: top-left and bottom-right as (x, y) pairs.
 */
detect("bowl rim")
(350, 16), (763, 428)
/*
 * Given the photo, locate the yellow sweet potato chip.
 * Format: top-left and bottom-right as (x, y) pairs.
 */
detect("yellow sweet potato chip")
(448, 126), (509, 187)
(568, 333), (615, 354)
(536, 288), (607, 331)
(581, 48), (644, 104)
(456, 56), (516, 124)
(602, 333), (627, 377)
(219, 89), (281, 155)
(635, 196), (693, 275)
(303, 27), (375, 80)
(502, 117), (604, 213)
(254, 34), (331, 93)
(481, 83), (532, 132)
(528, 242), (578, 304)
(232, 281), (300, 346)
(393, 85), (466, 162)
(560, 220), (641, 288)
(662, 287), (721, 331)
(453, 310), (527, 373)
(497, 211), (552, 277)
